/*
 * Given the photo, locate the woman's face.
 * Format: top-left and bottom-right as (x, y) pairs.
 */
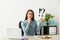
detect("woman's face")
(27, 11), (33, 20)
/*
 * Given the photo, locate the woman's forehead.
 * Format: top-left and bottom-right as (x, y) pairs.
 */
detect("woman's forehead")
(28, 11), (33, 14)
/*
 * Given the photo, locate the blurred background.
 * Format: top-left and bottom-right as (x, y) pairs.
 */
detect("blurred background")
(0, 0), (59, 40)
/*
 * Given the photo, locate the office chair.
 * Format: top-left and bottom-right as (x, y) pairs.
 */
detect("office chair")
(19, 21), (24, 36)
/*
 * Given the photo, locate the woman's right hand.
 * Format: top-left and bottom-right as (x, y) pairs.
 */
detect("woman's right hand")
(27, 19), (32, 24)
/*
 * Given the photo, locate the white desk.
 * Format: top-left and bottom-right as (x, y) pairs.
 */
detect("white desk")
(8, 35), (60, 40)
(6, 28), (60, 40)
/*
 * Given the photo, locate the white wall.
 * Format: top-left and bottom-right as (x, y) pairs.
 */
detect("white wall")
(0, 0), (59, 39)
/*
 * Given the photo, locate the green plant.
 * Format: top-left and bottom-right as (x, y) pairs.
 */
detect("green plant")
(44, 13), (54, 22)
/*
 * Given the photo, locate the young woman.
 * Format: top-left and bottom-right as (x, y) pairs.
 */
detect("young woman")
(21, 9), (37, 36)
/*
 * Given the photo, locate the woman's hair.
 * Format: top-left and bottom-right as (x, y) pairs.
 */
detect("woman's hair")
(25, 9), (34, 21)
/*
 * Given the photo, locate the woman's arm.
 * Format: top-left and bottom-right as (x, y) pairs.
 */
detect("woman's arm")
(21, 21), (31, 33)
(36, 21), (41, 34)
(35, 22), (37, 35)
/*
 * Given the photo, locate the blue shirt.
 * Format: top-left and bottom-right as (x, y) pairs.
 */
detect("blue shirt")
(21, 20), (37, 36)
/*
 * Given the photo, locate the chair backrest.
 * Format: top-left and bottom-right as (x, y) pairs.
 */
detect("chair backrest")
(19, 21), (24, 36)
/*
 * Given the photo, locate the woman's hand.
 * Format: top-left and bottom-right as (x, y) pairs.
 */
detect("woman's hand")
(27, 18), (32, 24)
(39, 18), (43, 23)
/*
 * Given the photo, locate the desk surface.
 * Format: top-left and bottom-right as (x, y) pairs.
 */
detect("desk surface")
(8, 35), (60, 40)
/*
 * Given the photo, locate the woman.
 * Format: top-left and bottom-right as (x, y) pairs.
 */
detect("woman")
(21, 9), (37, 36)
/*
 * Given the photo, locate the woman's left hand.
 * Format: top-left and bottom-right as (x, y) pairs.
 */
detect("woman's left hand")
(39, 18), (43, 23)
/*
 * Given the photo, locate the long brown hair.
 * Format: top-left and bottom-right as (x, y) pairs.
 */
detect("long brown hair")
(25, 9), (34, 21)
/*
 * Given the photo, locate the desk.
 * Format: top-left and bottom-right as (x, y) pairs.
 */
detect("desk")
(8, 35), (60, 40)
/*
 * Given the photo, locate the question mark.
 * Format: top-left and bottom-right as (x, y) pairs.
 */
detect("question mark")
(42, 8), (45, 13)
(39, 8), (45, 18)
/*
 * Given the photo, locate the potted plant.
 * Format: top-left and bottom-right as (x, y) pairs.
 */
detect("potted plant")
(44, 13), (54, 26)
(40, 13), (54, 39)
